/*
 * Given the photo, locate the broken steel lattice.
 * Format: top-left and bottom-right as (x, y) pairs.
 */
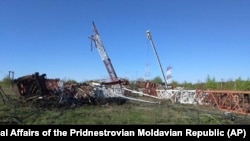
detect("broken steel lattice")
(196, 90), (250, 115)
(130, 80), (250, 115)
(87, 24), (250, 114)
(88, 22), (160, 104)
(11, 72), (250, 115)
(12, 72), (127, 106)
(143, 30), (250, 115)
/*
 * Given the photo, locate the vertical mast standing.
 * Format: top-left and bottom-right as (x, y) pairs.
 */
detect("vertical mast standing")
(146, 30), (168, 88)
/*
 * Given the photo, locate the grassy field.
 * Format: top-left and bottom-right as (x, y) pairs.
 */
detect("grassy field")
(1, 86), (250, 125)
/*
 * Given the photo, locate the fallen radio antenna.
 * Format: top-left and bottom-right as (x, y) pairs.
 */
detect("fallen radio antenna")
(146, 30), (168, 88)
(89, 22), (160, 104)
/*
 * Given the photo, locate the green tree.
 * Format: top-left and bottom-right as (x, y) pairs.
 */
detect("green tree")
(194, 80), (205, 89)
(205, 75), (216, 89)
(65, 79), (78, 84)
(235, 77), (244, 90)
(0, 75), (12, 86)
(224, 79), (234, 90)
(186, 82), (194, 89)
(171, 80), (178, 88)
(245, 78), (250, 90)
(151, 76), (162, 85)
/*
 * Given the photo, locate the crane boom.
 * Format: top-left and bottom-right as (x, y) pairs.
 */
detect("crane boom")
(89, 22), (118, 82)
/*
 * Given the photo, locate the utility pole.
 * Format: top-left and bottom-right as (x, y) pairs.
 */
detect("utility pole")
(8, 71), (14, 87)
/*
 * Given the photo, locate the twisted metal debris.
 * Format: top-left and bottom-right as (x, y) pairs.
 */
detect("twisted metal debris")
(12, 72), (128, 107)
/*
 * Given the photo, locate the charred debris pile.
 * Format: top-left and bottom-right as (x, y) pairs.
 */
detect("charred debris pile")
(11, 72), (128, 108)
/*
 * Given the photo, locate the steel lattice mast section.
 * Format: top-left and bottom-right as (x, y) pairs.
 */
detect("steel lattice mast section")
(89, 22), (118, 82)
(146, 30), (168, 88)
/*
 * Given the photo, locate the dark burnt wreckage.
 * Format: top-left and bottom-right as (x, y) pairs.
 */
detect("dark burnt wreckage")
(12, 72), (127, 106)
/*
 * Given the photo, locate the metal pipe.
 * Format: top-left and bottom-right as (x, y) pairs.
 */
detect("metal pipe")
(146, 30), (167, 88)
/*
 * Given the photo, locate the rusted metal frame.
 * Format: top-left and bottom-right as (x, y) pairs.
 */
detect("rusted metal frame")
(233, 93), (250, 114)
(217, 91), (249, 114)
(218, 92), (249, 114)
(209, 92), (220, 108)
(242, 94), (250, 113)
(204, 91), (246, 115)
(230, 93), (242, 112)
(217, 92), (239, 114)
(195, 90), (206, 104)
(205, 90), (250, 94)
(240, 95), (248, 113)
(220, 93), (231, 110)
(195, 90), (250, 115)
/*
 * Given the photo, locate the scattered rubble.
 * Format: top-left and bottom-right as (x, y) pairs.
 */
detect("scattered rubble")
(12, 72), (128, 107)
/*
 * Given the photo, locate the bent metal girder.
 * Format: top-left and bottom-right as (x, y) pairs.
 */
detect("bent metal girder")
(196, 90), (250, 115)
(134, 80), (250, 115)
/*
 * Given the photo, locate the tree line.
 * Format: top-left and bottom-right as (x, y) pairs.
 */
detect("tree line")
(1, 74), (250, 91)
(150, 75), (250, 91)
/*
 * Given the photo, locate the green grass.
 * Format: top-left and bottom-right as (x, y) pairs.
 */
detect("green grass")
(1, 86), (250, 125)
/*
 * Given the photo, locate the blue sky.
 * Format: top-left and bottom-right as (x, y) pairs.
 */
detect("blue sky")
(0, 0), (250, 84)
